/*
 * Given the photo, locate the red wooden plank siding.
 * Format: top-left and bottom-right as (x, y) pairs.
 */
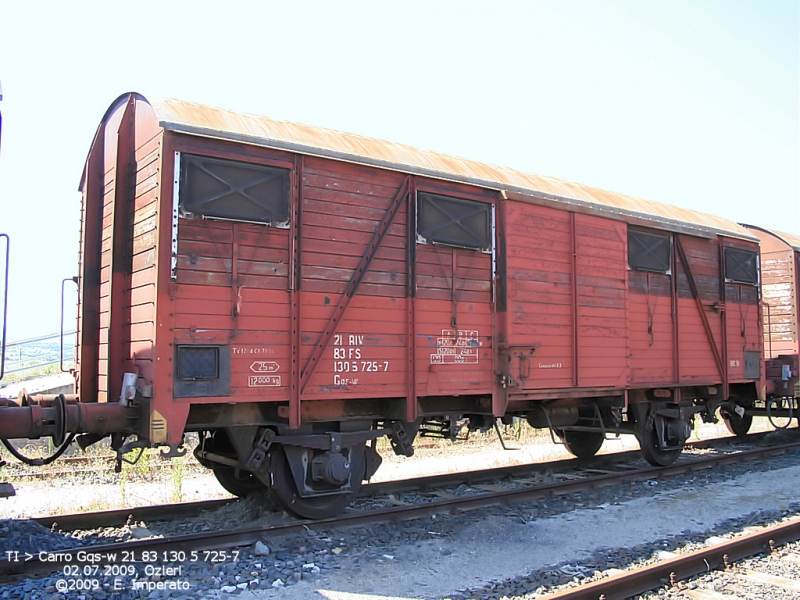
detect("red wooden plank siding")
(628, 270), (674, 384)
(300, 157), (408, 399)
(174, 217), (291, 399)
(129, 127), (161, 383)
(413, 183), (494, 395)
(503, 202), (574, 388)
(725, 280), (760, 380)
(574, 214), (628, 386)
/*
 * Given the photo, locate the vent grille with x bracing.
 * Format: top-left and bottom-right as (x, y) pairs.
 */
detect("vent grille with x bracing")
(179, 154), (290, 225)
(417, 192), (492, 251)
(724, 247), (759, 285)
(628, 230), (671, 273)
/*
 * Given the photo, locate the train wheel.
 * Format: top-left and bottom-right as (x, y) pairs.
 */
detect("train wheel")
(638, 417), (682, 467)
(212, 467), (266, 497)
(268, 444), (366, 519)
(560, 430), (605, 459)
(722, 412), (752, 437)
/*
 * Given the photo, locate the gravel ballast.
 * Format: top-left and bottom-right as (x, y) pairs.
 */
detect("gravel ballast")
(1, 430), (799, 599)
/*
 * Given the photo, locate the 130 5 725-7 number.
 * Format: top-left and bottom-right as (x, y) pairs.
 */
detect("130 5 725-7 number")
(333, 361), (389, 373)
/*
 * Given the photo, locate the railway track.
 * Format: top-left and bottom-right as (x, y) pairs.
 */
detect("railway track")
(21, 430), (783, 532)
(542, 517), (800, 599)
(2, 439), (798, 581)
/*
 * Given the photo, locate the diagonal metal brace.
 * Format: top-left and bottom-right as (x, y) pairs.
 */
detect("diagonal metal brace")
(300, 176), (411, 394)
(674, 236), (726, 386)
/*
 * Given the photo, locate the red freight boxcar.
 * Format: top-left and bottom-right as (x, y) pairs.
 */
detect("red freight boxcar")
(740, 225), (799, 428)
(0, 94), (766, 517)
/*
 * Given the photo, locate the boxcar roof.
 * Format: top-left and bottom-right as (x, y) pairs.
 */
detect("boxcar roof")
(142, 94), (755, 242)
(742, 224), (800, 252)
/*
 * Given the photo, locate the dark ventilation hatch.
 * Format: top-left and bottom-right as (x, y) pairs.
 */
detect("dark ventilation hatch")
(725, 248), (759, 285)
(417, 192), (492, 251)
(628, 230), (671, 273)
(180, 154), (290, 226)
(176, 346), (219, 380)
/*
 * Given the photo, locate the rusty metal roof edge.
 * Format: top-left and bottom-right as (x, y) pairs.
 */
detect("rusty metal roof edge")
(159, 119), (509, 187)
(506, 190), (759, 242)
(741, 223), (800, 251)
(156, 115), (757, 243)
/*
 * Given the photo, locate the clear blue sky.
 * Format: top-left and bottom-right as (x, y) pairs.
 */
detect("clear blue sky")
(0, 0), (798, 341)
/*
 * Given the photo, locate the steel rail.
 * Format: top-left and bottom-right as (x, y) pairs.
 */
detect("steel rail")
(29, 448), (643, 531)
(26, 431), (779, 532)
(2, 440), (798, 580)
(541, 517), (800, 600)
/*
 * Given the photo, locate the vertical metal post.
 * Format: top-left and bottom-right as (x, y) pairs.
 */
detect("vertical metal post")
(719, 242), (729, 393)
(406, 177), (417, 423)
(672, 235), (680, 382)
(570, 213), (579, 387)
(289, 155), (304, 428)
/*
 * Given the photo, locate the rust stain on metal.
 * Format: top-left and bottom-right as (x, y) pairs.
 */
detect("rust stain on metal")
(148, 97), (754, 241)
(756, 227), (800, 251)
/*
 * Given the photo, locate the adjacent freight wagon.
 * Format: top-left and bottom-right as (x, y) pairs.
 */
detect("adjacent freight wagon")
(741, 225), (800, 425)
(0, 93), (770, 517)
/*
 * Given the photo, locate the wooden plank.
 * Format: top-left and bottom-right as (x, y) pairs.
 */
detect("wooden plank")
(133, 203), (157, 226)
(303, 279), (419, 299)
(279, 320), (409, 338)
(303, 237), (407, 262)
(512, 313), (573, 327)
(575, 355), (628, 368)
(579, 336), (628, 348)
(134, 135), (160, 162)
(303, 252), (406, 275)
(303, 153), (403, 180)
(134, 173), (158, 199)
(132, 249), (155, 272)
(129, 323), (154, 343)
(303, 172), (400, 198)
(302, 225), (406, 248)
(129, 303), (155, 323)
(130, 341), (154, 359)
(512, 290), (572, 307)
(132, 231), (156, 254)
(175, 314), (234, 330)
(303, 194), (409, 224)
(131, 267), (156, 287)
(510, 301), (573, 316)
(303, 210), (400, 235)
(577, 284), (626, 299)
(578, 296), (625, 310)
(303, 265), (410, 286)
(175, 298), (230, 316)
(508, 248), (574, 266)
(174, 284), (231, 301)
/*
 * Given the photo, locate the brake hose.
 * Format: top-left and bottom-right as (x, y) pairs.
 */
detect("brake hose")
(1, 433), (76, 466)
